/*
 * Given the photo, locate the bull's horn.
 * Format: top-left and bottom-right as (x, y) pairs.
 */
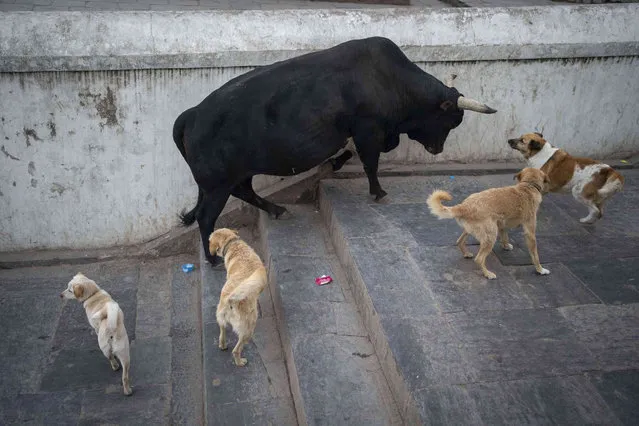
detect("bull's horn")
(457, 96), (497, 114)
(445, 74), (457, 87)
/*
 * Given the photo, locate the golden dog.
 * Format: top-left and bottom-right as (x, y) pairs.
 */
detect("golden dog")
(427, 168), (550, 279)
(60, 273), (132, 395)
(209, 228), (267, 366)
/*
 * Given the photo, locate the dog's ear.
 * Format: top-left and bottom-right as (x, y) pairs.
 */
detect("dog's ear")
(73, 284), (84, 299)
(529, 140), (543, 151)
(514, 171), (522, 181)
(229, 228), (240, 235)
(534, 132), (543, 138)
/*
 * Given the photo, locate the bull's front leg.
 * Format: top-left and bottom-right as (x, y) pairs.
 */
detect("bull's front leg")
(353, 126), (387, 201)
(360, 150), (386, 201)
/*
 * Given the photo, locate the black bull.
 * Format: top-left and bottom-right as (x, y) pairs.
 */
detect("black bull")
(172, 37), (497, 265)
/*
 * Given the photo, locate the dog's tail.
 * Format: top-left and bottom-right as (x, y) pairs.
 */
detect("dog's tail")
(598, 168), (624, 199)
(105, 302), (120, 338)
(427, 190), (456, 219)
(228, 269), (267, 308)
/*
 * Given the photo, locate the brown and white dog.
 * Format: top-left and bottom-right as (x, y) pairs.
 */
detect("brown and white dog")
(427, 168), (550, 280)
(508, 132), (624, 224)
(209, 228), (267, 367)
(60, 273), (132, 395)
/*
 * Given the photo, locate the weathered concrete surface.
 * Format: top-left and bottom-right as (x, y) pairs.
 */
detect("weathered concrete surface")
(200, 226), (297, 426)
(319, 169), (639, 424)
(1, 6), (637, 252)
(260, 205), (402, 425)
(2, 6), (637, 71)
(0, 255), (203, 425)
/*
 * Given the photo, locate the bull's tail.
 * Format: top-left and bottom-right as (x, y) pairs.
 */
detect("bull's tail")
(105, 302), (120, 338)
(228, 269), (267, 308)
(179, 188), (203, 226)
(427, 190), (457, 219)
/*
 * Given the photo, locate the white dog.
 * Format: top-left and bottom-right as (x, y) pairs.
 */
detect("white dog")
(60, 273), (132, 395)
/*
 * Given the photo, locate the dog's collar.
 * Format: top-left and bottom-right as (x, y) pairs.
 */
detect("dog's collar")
(522, 181), (543, 193)
(527, 142), (558, 169)
(221, 237), (240, 257)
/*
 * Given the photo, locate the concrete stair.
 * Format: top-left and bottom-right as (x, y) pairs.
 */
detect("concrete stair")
(200, 228), (297, 426)
(198, 168), (639, 425)
(317, 173), (639, 425)
(259, 205), (402, 426)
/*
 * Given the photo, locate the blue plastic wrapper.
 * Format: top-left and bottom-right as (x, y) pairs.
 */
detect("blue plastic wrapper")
(181, 263), (195, 273)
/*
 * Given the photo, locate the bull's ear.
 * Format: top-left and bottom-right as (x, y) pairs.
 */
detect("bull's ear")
(439, 100), (454, 111)
(534, 132), (543, 138)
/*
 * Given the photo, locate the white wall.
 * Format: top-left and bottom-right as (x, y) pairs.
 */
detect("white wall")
(1, 5), (637, 251)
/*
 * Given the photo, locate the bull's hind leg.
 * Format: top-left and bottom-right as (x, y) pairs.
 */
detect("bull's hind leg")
(328, 150), (353, 171)
(231, 177), (289, 219)
(198, 188), (231, 266)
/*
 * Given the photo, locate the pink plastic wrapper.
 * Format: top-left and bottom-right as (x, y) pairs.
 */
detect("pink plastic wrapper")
(315, 275), (333, 286)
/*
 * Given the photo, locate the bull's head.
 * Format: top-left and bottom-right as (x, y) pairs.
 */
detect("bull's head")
(403, 74), (497, 155)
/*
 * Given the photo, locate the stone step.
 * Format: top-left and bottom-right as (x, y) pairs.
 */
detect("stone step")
(259, 204), (402, 426)
(200, 228), (297, 426)
(318, 174), (639, 425)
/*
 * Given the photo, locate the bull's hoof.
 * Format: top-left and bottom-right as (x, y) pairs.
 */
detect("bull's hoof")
(205, 254), (224, 268)
(273, 209), (292, 220)
(372, 190), (388, 203)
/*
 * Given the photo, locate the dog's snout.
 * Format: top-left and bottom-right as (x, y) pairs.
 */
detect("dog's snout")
(508, 139), (518, 147)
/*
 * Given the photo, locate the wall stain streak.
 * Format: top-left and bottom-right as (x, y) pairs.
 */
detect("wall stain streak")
(1, 146), (20, 161)
(23, 127), (41, 146)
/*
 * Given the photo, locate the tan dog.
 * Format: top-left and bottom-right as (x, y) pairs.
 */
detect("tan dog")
(427, 168), (550, 279)
(209, 228), (267, 366)
(508, 132), (624, 224)
(60, 273), (132, 395)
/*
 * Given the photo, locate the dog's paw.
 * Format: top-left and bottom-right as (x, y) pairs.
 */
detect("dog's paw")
(537, 267), (550, 275)
(123, 387), (133, 396)
(234, 358), (248, 367)
(502, 243), (514, 251)
(219, 344), (228, 351)
(484, 271), (497, 280)
(463, 252), (474, 259)
(579, 216), (597, 224)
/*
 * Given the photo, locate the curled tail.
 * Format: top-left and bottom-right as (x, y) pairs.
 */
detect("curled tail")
(228, 269), (267, 307)
(427, 190), (456, 219)
(106, 302), (120, 338)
